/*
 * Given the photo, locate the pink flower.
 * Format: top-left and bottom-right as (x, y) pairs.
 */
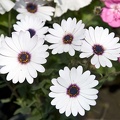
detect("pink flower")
(118, 57), (120, 62)
(101, 0), (120, 27)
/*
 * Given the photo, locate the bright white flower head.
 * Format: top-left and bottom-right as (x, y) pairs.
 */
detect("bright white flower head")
(80, 26), (120, 68)
(13, 16), (48, 40)
(49, 66), (99, 117)
(46, 17), (85, 56)
(14, 0), (55, 21)
(0, 0), (15, 14)
(0, 31), (49, 84)
(54, 0), (92, 17)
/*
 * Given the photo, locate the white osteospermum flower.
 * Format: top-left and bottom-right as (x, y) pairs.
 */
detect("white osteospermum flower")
(54, 0), (92, 17)
(46, 17), (85, 56)
(0, 31), (49, 84)
(49, 66), (99, 117)
(13, 16), (48, 39)
(80, 26), (120, 68)
(0, 0), (15, 14)
(14, 0), (55, 21)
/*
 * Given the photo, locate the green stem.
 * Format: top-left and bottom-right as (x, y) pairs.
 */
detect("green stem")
(8, 11), (11, 36)
(100, 71), (120, 84)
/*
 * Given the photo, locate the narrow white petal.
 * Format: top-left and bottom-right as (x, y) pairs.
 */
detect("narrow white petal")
(81, 93), (98, 100)
(77, 96), (90, 111)
(76, 98), (85, 116)
(50, 86), (66, 93)
(57, 77), (69, 88)
(59, 67), (71, 84)
(70, 67), (77, 83)
(30, 62), (45, 73)
(65, 99), (72, 117)
(81, 89), (98, 95)
(6, 63), (20, 80)
(51, 93), (65, 106)
(99, 56), (106, 67)
(78, 70), (91, 85)
(12, 74), (19, 84)
(81, 80), (98, 89)
(80, 52), (93, 58)
(71, 99), (78, 116)
(69, 46), (75, 56)
(91, 54), (98, 65)
(27, 63), (37, 78)
(56, 95), (69, 109)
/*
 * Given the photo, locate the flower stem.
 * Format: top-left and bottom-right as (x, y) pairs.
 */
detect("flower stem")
(8, 11), (11, 36)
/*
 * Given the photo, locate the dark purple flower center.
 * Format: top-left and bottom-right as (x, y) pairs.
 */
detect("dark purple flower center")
(67, 84), (80, 97)
(92, 44), (104, 55)
(63, 34), (73, 44)
(18, 52), (31, 64)
(28, 29), (36, 37)
(26, 3), (37, 13)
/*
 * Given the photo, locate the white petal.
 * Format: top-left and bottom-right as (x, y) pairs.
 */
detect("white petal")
(69, 46), (75, 56)
(57, 77), (69, 88)
(80, 52), (93, 58)
(81, 89), (98, 95)
(27, 63), (37, 78)
(30, 62), (45, 73)
(12, 73), (19, 84)
(75, 98), (85, 116)
(65, 99), (72, 117)
(91, 54), (98, 65)
(77, 96), (90, 111)
(59, 67), (71, 84)
(81, 41), (93, 52)
(78, 70), (90, 84)
(0, 0), (15, 11)
(99, 56), (106, 67)
(50, 86), (66, 93)
(51, 93), (65, 106)
(71, 99), (78, 116)
(46, 34), (61, 43)
(56, 95), (69, 109)
(81, 93), (98, 100)
(81, 80), (98, 89)
(6, 63), (20, 80)
(70, 67), (77, 83)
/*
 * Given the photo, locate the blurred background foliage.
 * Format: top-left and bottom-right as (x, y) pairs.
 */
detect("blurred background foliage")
(0, 0), (120, 120)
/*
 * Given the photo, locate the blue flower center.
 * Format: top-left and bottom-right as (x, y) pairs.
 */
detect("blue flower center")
(28, 29), (36, 37)
(63, 34), (73, 44)
(93, 44), (104, 55)
(26, 3), (37, 13)
(67, 84), (80, 97)
(18, 52), (31, 64)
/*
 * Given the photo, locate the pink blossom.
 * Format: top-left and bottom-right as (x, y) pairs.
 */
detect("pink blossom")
(118, 57), (120, 62)
(101, 0), (120, 27)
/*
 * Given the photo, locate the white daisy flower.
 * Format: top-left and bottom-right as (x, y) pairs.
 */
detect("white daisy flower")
(79, 26), (120, 68)
(49, 66), (99, 117)
(0, 0), (15, 14)
(13, 16), (48, 39)
(14, 0), (55, 21)
(0, 31), (49, 84)
(54, 0), (92, 17)
(46, 17), (85, 56)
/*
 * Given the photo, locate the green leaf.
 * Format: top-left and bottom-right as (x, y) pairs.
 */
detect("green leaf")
(26, 114), (42, 120)
(1, 98), (11, 103)
(14, 107), (31, 115)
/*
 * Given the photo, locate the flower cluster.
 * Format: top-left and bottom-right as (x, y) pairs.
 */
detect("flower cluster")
(0, 0), (120, 119)
(101, 0), (120, 27)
